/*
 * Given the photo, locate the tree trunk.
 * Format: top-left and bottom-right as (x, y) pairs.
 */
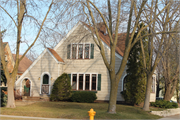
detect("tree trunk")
(6, 78), (16, 108)
(107, 76), (118, 114)
(164, 80), (177, 101)
(142, 74), (152, 111)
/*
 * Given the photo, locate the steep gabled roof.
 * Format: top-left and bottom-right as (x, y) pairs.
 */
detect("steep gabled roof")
(47, 48), (64, 63)
(12, 54), (33, 73)
(82, 22), (127, 57)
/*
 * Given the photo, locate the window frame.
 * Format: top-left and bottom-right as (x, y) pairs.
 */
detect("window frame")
(151, 77), (156, 93)
(68, 43), (91, 59)
(72, 74), (77, 90)
(70, 73), (98, 91)
(72, 44), (77, 59)
(84, 44), (90, 59)
(78, 44), (83, 59)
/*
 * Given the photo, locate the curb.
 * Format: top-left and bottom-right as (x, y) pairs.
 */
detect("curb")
(151, 108), (180, 117)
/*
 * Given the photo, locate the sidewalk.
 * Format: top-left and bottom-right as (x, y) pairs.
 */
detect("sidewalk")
(158, 114), (180, 120)
(0, 115), (74, 120)
(1, 114), (180, 120)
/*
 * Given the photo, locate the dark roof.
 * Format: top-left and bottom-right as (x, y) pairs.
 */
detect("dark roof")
(82, 22), (127, 57)
(12, 54), (33, 73)
(47, 48), (64, 63)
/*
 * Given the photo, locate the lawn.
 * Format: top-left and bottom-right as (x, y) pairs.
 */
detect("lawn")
(0, 101), (162, 119)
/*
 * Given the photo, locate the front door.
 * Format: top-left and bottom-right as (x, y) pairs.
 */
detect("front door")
(24, 79), (30, 96)
(41, 74), (49, 94)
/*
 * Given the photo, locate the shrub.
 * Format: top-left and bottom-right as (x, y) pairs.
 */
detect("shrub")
(70, 91), (97, 103)
(150, 100), (178, 109)
(50, 73), (72, 101)
(0, 87), (7, 107)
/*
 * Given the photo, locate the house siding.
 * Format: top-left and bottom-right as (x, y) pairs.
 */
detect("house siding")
(15, 51), (60, 97)
(55, 24), (126, 101)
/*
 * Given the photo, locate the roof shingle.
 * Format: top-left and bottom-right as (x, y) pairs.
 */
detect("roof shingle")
(47, 48), (64, 63)
(12, 54), (33, 73)
(82, 22), (128, 57)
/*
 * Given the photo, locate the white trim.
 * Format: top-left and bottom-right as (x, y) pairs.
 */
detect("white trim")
(20, 77), (32, 96)
(121, 74), (127, 92)
(69, 72), (98, 91)
(15, 49), (48, 85)
(40, 72), (51, 95)
(54, 21), (83, 50)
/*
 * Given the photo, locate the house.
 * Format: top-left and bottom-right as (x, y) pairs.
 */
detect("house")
(0, 42), (32, 88)
(15, 21), (156, 102)
(12, 54), (33, 81)
(0, 42), (15, 87)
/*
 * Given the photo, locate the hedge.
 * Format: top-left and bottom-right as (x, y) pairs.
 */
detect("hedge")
(70, 91), (97, 103)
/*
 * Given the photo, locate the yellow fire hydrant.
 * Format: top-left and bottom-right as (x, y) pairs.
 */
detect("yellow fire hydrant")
(88, 108), (96, 120)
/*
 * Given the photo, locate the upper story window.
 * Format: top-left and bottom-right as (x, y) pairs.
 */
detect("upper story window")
(5, 55), (8, 62)
(67, 43), (94, 59)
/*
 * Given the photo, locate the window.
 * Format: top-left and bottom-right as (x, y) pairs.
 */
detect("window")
(92, 74), (96, 90)
(67, 43), (94, 59)
(70, 73), (100, 91)
(151, 77), (155, 93)
(72, 44), (77, 59)
(5, 55), (7, 62)
(85, 74), (90, 90)
(123, 76), (127, 91)
(79, 74), (83, 90)
(72, 74), (77, 90)
(78, 44), (83, 59)
(85, 44), (90, 59)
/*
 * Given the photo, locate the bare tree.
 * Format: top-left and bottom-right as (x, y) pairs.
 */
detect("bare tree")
(80, 0), (180, 113)
(0, 0), (55, 108)
(140, 0), (180, 111)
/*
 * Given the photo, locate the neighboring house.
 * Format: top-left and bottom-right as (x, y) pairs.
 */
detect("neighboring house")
(15, 21), (156, 102)
(0, 42), (32, 88)
(12, 54), (33, 81)
(0, 42), (15, 87)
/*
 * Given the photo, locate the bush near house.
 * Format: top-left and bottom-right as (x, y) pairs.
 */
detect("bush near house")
(150, 100), (178, 108)
(0, 87), (7, 107)
(50, 73), (72, 101)
(70, 91), (97, 103)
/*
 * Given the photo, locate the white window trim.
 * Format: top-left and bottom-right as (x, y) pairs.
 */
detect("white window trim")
(69, 43), (91, 60)
(20, 77), (32, 96)
(70, 73), (98, 91)
(40, 72), (51, 95)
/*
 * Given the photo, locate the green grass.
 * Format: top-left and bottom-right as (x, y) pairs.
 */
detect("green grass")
(1, 102), (162, 119)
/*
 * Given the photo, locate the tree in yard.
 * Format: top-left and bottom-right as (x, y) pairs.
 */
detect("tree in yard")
(50, 73), (72, 101)
(140, 0), (180, 111)
(157, 30), (179, 101)
(123, 23), (148, 105)
(80, 0), (177, 113)
(0, 0), (55, 108)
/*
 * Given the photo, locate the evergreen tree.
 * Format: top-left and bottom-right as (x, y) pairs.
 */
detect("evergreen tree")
(123, 23), (148, 105)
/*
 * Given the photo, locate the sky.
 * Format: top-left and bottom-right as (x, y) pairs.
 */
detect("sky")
(0, 0), (77, 57)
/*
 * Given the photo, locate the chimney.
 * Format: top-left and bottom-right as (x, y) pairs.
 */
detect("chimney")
(96, 22), (106, 34)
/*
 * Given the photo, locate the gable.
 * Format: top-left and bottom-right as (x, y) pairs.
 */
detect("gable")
(15, 48), (63, 85)
(54, 21), (123, 60)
